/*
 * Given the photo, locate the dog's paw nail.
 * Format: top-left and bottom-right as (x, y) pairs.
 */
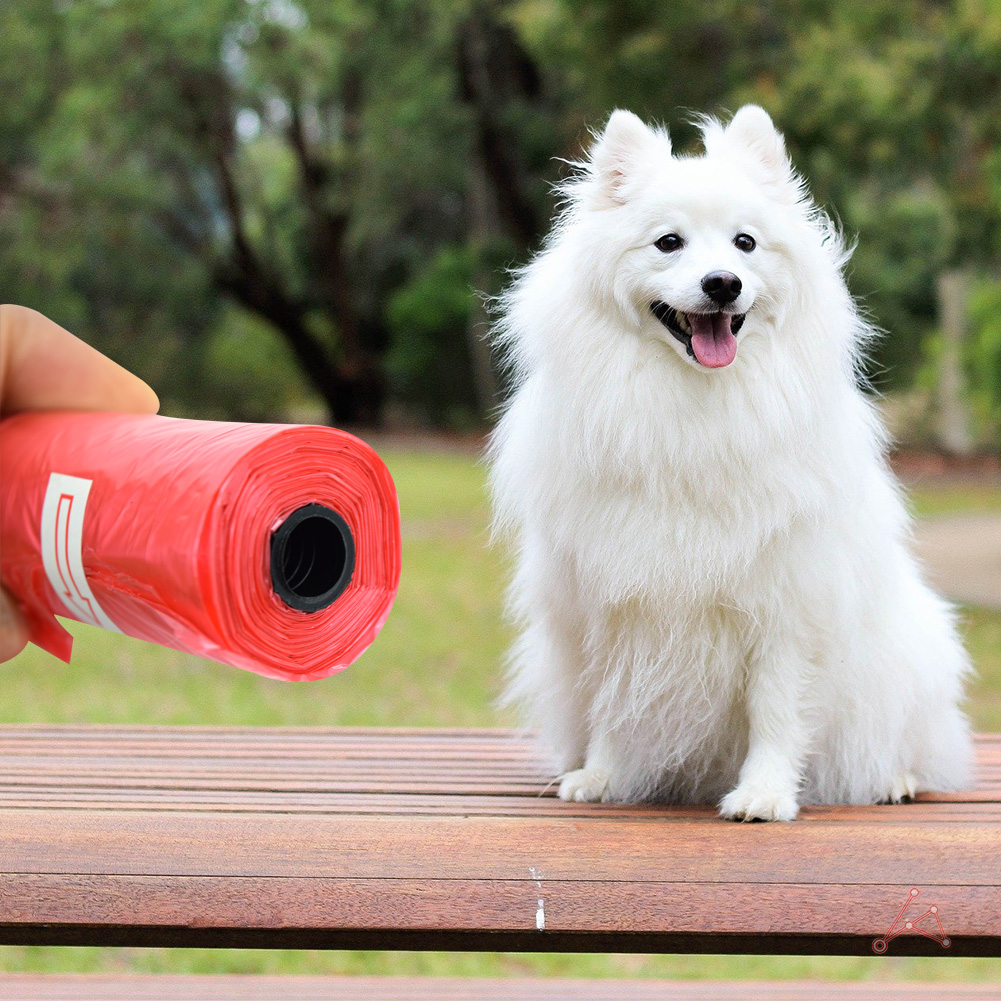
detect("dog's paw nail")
(719, 784), (798, 822)
(558, 767), (610, 803)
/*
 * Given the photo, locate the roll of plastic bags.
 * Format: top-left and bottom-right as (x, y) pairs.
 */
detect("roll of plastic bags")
(0, 412), (401, 681)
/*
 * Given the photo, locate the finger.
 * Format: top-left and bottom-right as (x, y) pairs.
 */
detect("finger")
(0, 586), (28, 662)
(0, 304), (159, 417)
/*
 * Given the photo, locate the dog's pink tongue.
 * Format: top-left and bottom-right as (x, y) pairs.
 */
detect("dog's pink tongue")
(689, 313), (737, 368)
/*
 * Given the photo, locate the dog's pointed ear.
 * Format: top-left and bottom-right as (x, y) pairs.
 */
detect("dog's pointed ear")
(725, 106), (788, 174)
(589, 110), (669, 206)
(706, 105), (800, 201)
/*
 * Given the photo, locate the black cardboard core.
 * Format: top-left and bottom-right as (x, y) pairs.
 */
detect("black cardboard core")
(270, 504), (355, 612)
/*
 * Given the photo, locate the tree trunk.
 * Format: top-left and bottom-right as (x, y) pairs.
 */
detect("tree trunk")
(287, 103), (383, 426)
(213, 268), (352, 424)
(456, 7), (541, 248)
(935, 269), (975, 457)
(455, 3), (544, 418)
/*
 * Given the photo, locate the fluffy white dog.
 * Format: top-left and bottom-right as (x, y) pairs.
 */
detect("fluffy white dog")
(487, 105), (972, 821)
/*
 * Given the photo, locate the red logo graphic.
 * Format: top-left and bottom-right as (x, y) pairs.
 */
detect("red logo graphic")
(54, 492), (99, 624)
(40, 472), (119, 634)
(873, 888), (950, 953)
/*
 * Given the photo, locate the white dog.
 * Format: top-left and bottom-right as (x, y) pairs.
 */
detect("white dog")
(487, 106), (972, 820)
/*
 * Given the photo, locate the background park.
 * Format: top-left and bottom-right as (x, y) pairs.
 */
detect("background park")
(2, 0), (1001, 988)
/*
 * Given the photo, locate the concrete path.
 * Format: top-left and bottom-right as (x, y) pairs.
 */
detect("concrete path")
(913, 513), (1001, 610)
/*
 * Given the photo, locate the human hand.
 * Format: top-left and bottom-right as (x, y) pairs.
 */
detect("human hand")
(0, 305), (159, 660)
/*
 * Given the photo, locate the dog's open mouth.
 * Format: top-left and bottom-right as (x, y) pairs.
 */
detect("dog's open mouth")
(651, 302), (746, 368)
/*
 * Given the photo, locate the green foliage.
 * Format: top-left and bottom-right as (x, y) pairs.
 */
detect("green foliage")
(200, 306), (325, 421)
(908, 277), (1001, 449)
(846, 184), (957, 385)
(966, 280), (1001, 446)
(385, 246), (480, 426)
(2, 0), (1001, 426)
(763, 0), (1001, 389)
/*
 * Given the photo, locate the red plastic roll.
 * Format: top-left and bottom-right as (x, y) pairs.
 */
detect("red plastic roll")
(0, 412), (401, 681)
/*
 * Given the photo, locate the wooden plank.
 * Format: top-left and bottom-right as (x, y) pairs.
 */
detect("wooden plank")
(0, 727), (999, 955)
(0, 728), (997, 814)
(0, 977), (997, 1001)
(5, 810), (1001, 883)
(3, 791), (1000, 821)
(0, 726), (995, 757)
(2, 872), (998, 955)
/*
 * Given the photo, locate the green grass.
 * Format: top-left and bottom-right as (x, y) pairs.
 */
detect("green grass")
(3, 450), (1000, 983)
(964, 605), (1001, 731)
(909, 483), (1001, 518)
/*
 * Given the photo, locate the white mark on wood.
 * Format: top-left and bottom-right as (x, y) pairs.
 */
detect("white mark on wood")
(529, 867), (545, 930)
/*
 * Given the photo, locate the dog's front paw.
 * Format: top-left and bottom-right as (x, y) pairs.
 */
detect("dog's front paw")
(719, 781), (799, 822)
(884, 771), (919, 804)
(558, 767), (611, 803)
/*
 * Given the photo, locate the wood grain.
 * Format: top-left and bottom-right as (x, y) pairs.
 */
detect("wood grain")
(0, 977), (997, 1000)
(1, 727), (998, 954)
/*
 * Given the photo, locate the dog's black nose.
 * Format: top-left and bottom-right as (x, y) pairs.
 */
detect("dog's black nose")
(702, 270), (742, 305)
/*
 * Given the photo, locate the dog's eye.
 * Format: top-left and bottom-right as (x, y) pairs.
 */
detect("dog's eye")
(734, 233), (756, 252)
(654, 234), (683, 253)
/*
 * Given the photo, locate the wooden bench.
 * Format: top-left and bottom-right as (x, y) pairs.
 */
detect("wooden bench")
(1, 726), (999, 995)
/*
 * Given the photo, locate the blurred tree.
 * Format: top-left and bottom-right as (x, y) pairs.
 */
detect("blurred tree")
(765, 1), (1001, 389)
(2, 0), (464, 423)
(1, 0), (557, 425)
(966, 279), (1001, 448)
(0, 1), (220, 406)
(456, 0), (546, 413)
(2, 0), (1000, 434)
(386, 244), (479, 425)
(65, 0), (388, 423)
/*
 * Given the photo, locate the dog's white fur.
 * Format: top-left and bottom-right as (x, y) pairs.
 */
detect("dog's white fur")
(487, 106), (972, 821)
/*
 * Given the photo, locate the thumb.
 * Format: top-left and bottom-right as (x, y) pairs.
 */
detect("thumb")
(0, 586), (28, 661)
